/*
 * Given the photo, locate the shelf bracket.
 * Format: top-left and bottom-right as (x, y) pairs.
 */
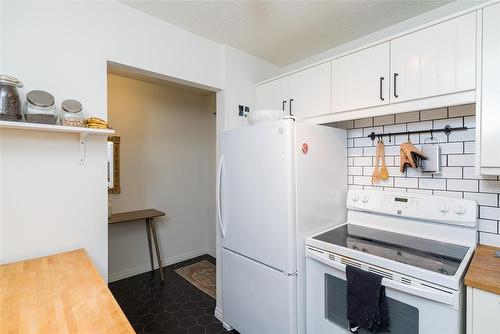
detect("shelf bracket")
(79, 133), (88, 165)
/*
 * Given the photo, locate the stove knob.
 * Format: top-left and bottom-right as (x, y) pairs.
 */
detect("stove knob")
(352, 194), (360, 202)
(440, 204), (449, 214)
(454, 205), (466, 215)
(362, 195), (369, 203)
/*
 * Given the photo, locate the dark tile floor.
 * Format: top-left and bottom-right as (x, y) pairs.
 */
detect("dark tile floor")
(109, 255), (237, 334)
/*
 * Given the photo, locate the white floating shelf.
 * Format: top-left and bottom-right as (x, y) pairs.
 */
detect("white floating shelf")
(0, 120), (115, 164)
(0, 120), (114, 135)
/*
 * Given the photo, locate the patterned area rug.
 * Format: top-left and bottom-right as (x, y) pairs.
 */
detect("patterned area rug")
(175, 260), (216, 298)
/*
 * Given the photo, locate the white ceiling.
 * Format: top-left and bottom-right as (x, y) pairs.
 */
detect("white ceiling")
(123, 0), (452, 66)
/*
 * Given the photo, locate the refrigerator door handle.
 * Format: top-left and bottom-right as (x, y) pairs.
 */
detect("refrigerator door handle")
(216, 156), (226, 238)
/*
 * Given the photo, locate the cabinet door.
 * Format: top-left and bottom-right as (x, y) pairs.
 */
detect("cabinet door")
(256, 77), (289, 112)
(391, 12), (476, 103)
(331, 42), (390, 113)
(480, 3), (500, 170)
(288, 62), (331, 119)
(471, 288), (500, 334)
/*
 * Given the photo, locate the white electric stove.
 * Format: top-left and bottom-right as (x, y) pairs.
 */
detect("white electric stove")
(305, 190), (477, 334)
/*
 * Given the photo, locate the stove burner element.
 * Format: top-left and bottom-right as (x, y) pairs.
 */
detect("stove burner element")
(437, 268), (449, 275)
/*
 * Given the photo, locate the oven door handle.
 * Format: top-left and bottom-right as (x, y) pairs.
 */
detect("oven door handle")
(306, 249), (458, 308)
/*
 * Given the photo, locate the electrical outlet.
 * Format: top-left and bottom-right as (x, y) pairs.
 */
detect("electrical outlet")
(238, 105), (244, 116)
(244, 106), (250, 117)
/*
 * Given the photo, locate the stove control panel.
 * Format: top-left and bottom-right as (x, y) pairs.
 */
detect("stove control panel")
(347, 190), (477, 227)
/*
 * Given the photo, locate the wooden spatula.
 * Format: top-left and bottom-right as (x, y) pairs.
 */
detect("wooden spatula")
(372, 141), (381, 185)
(379, 140), (389, 181)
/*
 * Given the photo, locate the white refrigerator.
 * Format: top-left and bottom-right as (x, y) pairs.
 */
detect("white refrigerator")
(218, 119), (347, 334)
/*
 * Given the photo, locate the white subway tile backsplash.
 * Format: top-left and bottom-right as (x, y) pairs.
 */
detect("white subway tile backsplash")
(433, 117), (463, 130)
(384, 124), (406, 134)
(464, 116), (476, 128)
(448, 154), (475, 167)
(464, 192), (498, 206)
(394, 177), (418, 189)
(479, 232), (500, 247)
(463, 167), (497, 180)
(464, 142), (475, 154)
(448, 128), (475, 142)
(478, 219), (498, 233)
(348, 166), (363, 176)
(480, 180), (500, 193)
(344, 105), (500, 244)
(348, 128), (363, 138)
(480, 207), (500, 221)
(407, 121), (432, 132)
(407, 188), (433, 195)
(353, 156), (372, 166)
(354, 137), (374, 147)
(447, 179), (478, 192)
(419, 178), (446, 190)
(433, 190), (463, 198)
(348, 147), (363, 156)
(440, 142), (464, 155)
(435, 167), (462, 179)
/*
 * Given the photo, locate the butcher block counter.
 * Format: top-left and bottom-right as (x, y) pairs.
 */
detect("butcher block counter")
(465, 244), (500, 334)
(465, 244), (500, 295)
(0, 249), (135, 334)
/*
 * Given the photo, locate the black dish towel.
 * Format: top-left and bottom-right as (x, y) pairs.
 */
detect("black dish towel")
(346, 265), (389, 333)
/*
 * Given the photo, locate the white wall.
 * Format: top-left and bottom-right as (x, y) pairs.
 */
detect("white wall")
(0, 1), (278, 281)
(107, 74), (216, 281)
(281, 0), (489, 73)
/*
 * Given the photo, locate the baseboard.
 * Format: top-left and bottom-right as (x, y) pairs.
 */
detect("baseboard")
(215, 307), (233, 331)
(108, 248), (215, 282)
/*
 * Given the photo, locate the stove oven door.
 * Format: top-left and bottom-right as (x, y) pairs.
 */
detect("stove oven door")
(306, 249), (464, 334)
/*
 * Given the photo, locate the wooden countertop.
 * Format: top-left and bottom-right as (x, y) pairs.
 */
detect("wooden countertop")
(109, 209), (165, 224)
(0, 249), (135, 334)
(465, 244), (500, 295)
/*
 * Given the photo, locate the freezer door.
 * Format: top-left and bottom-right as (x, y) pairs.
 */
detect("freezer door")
(220, 120), (296, 273)
(222, 248), (297, 334)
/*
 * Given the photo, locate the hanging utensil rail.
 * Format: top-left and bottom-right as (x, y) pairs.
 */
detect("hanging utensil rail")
(368, 125), (467, 142)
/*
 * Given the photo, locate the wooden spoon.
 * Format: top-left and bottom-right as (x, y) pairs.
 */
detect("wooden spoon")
(379, 140), (389, 181)
(372, 141), (381, 185)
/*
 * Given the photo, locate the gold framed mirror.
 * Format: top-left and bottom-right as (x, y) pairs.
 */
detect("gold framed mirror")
(107, 136), (121, 194)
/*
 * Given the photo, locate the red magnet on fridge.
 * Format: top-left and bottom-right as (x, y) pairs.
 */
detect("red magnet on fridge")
(302, 143), (309, 154)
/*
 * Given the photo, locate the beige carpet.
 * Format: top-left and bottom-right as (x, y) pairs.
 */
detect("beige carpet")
(175, 260), (216, 299)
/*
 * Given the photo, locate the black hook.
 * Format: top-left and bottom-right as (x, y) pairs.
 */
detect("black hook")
(407, 132), (410, 141)
(388, 134), (392, 143)
(430, 129), (434, 140)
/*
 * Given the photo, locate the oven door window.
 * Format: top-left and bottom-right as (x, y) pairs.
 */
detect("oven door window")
(325, 274), (419, 334)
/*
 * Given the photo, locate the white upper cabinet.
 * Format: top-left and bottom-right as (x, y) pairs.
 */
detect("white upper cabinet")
(288, 62), (331, 119)
(256, 77), (289, 112)
(391, 12), (476, 103)
(256, 62), (331, 119)
(331, 42), (390, 113)
(478, 3), (500, 174)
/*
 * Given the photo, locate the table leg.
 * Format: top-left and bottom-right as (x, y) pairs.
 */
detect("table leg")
(145, 219), (154, 274)
(150, 219), (165, 281)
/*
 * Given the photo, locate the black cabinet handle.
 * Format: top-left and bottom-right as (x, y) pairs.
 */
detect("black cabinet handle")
(393, 73), (399, 98)
(282, 100), (287, 111)
(379, 77), (385, 101)
(289, 99), (294, 116)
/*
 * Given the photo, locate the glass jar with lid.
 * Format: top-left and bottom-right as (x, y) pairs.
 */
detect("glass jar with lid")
(24, 90), (58, 124)
(60, 99), (84, 127)
(0, 74), (24, 121)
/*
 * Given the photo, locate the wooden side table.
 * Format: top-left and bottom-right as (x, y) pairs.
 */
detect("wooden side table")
(109, 209), (166, 281)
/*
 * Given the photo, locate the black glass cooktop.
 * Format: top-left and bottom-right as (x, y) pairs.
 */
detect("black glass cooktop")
(313, 224), (469, 276)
